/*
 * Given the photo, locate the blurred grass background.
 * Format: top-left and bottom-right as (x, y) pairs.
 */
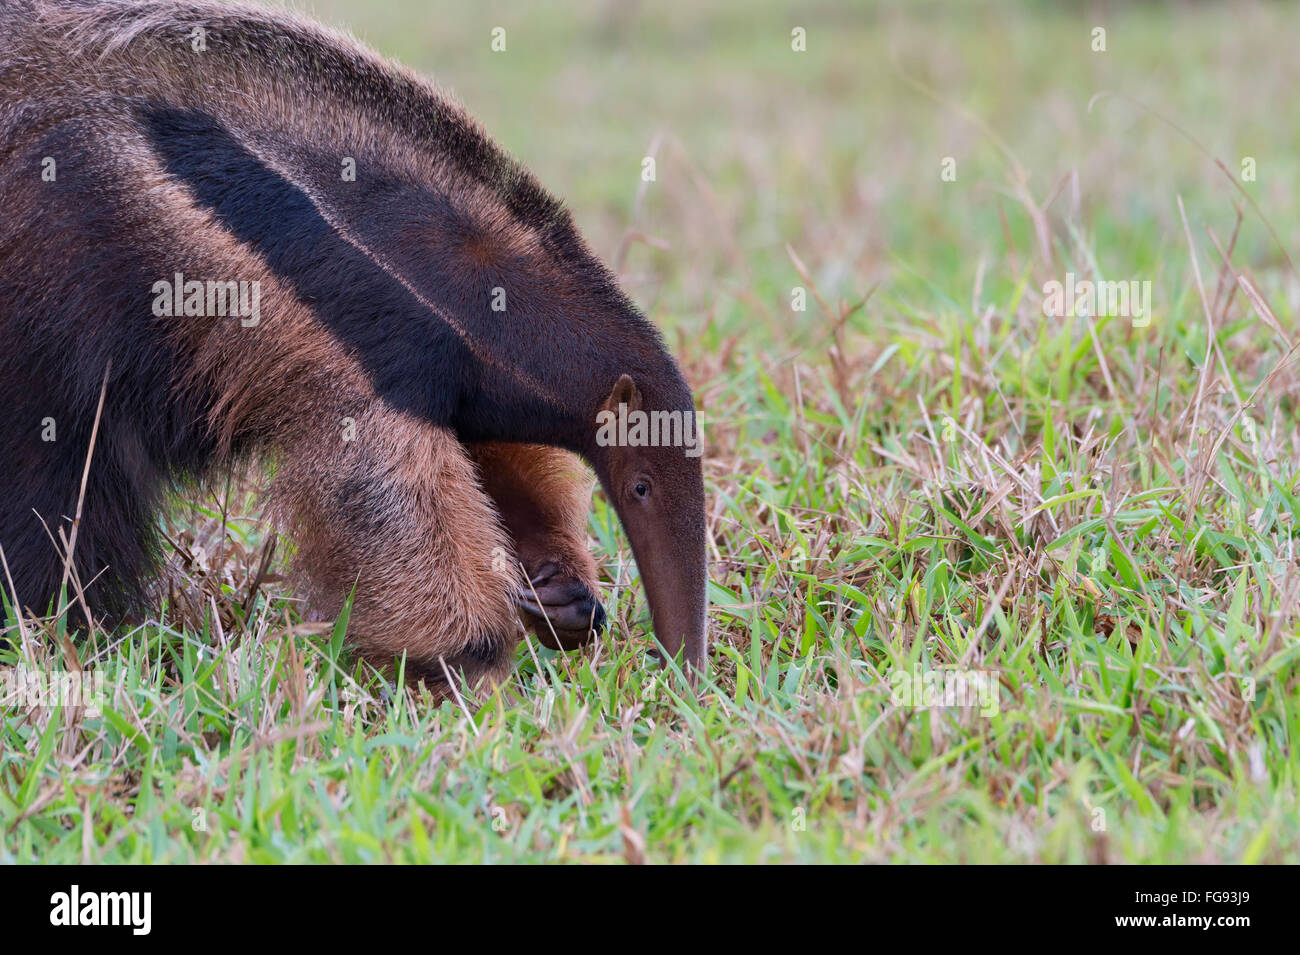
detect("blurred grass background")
(305, 0), (1299, 315)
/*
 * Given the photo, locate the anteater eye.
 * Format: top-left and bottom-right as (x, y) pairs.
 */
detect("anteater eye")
(634, 481), (649, 499)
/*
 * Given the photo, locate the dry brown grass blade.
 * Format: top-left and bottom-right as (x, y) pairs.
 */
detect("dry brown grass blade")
(0, 542), (32, 658)
(56, 361), (112, 627)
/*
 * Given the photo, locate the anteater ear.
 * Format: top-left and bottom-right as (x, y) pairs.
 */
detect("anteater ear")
(604, 374), (643, 414)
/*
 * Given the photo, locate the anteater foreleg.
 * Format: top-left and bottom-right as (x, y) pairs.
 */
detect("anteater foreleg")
(272, 408), (522, 695)
(468, 442), (606, 651)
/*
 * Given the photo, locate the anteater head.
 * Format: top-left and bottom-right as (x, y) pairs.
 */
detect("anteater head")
(585, 371), (709, 676)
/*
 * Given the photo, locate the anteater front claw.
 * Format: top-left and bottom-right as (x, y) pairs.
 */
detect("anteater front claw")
(514, 569), (606, 651)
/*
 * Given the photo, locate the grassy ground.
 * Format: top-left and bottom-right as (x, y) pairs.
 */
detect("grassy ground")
(4, 0), (1300, 862)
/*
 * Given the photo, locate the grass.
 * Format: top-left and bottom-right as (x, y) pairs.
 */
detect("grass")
(3, 0), (1300, 863)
